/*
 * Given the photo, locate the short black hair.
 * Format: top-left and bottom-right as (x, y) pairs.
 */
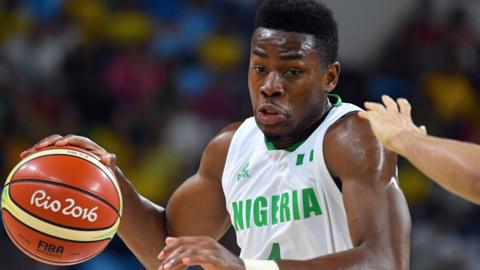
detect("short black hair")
(254, 0), (338, 65)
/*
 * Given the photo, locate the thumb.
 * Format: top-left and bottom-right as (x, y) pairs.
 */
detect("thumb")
(103, 153), (117, 167)
(357, 111), (369, 120)
(419, 125), (427, 135)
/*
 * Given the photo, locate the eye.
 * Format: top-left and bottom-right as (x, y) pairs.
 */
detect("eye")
(284, 68), (303, 77)
(253, 65), (266, 73)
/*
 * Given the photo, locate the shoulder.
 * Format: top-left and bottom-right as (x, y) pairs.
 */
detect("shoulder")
(205, 122), (242, 155)
(324, 112), (397, 181)
(325, 111), (376, 146)
(198, 122), (242, 180)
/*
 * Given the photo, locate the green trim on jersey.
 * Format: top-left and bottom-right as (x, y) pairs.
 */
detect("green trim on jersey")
(328, 94), (342, 107)
(265, 138), (306, 152)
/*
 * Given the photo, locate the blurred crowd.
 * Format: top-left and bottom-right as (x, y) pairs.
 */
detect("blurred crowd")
(0, 0), (478, 269)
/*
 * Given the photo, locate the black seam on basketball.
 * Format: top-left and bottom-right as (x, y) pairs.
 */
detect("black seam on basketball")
(3, 211), (109, 265)
(5, 183), (119, 231)
(8, 191), (118, 232)
(11, 152), (121, 205)
(9, 194), (118, 232)
(6, 179), (120, 216)
(2, 208), (112, 244)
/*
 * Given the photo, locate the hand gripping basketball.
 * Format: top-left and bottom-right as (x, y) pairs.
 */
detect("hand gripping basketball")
(21, 134), (117, 169)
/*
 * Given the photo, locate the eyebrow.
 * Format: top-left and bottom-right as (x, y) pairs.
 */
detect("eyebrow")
(279, 53), (305, 60)
(253, 48), (267, 58)
(253, 48), (305, 60)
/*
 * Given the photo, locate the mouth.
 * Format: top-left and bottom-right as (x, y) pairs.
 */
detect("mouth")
(256, 103), (287, 125)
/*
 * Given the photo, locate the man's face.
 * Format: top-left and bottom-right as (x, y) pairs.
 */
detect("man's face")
(248, 28), (335, 139)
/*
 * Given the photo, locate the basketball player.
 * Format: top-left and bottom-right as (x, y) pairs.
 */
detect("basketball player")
(359, 95), (480, 205)
(21, 1), (411, 269)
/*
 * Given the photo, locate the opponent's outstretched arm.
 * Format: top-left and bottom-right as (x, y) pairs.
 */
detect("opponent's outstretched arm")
(20, 123), (239, 270)
(359, 95), (480, 205)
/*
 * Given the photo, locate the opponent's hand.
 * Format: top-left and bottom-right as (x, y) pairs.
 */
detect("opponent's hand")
(358, 95), (427, 153)
(158, 236), (245, 270)
(20, 134), (116, 168)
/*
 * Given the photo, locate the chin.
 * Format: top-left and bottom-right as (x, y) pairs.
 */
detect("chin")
(254, 117), (290, 139)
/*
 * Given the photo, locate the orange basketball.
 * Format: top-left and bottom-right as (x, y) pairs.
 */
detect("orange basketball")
(1, 146), (122, 266)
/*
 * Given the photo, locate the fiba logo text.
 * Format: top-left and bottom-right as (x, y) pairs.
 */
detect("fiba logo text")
(37, 240), (64, 256)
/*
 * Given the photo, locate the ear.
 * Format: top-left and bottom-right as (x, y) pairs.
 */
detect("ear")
(323, 62), (340, 93)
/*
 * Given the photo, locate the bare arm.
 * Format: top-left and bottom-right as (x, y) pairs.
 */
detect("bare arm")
(20, 123), (240, 270)
(277, 114), (411, 270)
(114, 168), (168, 269)
(116, 123), (240, 269)
(165, 123), (238, 238)
(359, 95), (480, 205)
(390, 130), (480, 205)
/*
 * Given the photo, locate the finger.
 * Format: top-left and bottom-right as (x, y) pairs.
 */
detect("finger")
(88, 149), (116, 167)
(171, 236), (212, 242)
(397, 98), (412, 117)
(419, 125), (427, 135)
(162, 245), (187, 262)
(160, 237), (210, 259)
(102, 153), (116, 167)
(35, 134), (64, 149)
(55, 136), (106, 152)
(364, 101), (385, 112)
(54, 135), (87, 147)
(160, 240), (188, 261)
(162, 256), (188, 270)
(53, 136), (116, 167)
(20, 148), (37, 159)
(158, 239), (176, 260)
(161, 245), (203, 270)
(161, 257), (185, 270)
(166, 237), (177, 245)
(357, 111), (370, 120)
(382, 95), (399, 113)
(182, 254), (216, 266)
(20, 134), (64, 158)
(166, 248), (213, 269)
(165, 236), (212, 248)
(160, 237), (180, 258)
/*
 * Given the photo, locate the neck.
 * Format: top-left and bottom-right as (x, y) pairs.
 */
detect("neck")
(270, 99), (332, 149)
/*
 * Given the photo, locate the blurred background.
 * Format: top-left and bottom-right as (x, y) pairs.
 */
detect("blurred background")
(0, 0), (479, 269)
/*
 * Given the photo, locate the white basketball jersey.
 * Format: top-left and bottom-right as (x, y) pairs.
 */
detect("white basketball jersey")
(222, 101), (361, 260)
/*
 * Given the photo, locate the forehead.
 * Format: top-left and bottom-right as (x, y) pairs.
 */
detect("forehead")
(251, 27), (317, 55)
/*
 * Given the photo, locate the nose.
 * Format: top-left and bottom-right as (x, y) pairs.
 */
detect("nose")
(260, 72), (284, 97)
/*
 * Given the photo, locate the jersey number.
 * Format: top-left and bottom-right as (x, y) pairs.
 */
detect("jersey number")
(268, 243), (281, 260)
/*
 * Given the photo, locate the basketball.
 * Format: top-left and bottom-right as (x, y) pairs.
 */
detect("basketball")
(1, 146), (123, 266)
